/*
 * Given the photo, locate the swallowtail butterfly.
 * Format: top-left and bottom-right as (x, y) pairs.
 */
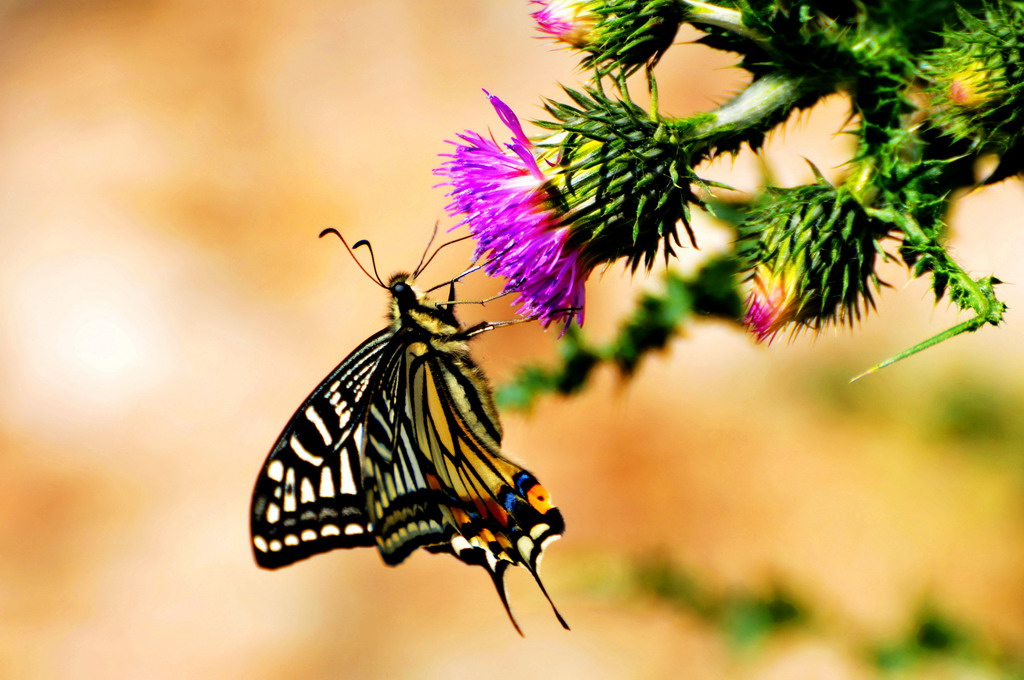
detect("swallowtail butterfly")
(250, 237), (567, 634)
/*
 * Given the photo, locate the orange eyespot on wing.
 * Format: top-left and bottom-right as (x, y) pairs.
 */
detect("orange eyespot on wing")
(527, 482), (555, 514)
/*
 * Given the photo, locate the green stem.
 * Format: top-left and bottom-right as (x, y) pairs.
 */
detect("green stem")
(688, 73), (809, 138)
(679, 0), (769, 47)
(648, 66), (660, 118)
(852, 212), (1004, 381)
(850, 316), (988, 382)
(888, 212), (992, 317)
(844, 160), (876, 203)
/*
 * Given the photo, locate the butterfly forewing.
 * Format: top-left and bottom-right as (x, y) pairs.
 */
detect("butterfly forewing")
(250, 329), (393, 568)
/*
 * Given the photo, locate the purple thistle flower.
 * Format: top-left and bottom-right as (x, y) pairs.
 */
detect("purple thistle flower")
(436, 92), (587, 328)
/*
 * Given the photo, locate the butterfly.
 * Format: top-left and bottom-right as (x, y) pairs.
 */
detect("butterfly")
(250, 232), (568, 634)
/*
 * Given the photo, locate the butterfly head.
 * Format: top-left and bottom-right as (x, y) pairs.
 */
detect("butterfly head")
(387, 272), (461, 331)
(387, 273), (419, 310)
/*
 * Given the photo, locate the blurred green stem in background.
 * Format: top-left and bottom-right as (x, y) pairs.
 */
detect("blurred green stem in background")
(626, 555), (1024, 677)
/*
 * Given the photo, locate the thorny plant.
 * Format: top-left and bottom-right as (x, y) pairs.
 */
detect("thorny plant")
(433, 0), (1020, 407)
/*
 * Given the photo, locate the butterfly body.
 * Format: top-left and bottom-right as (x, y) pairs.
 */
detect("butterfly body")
(251, 273), (566, 632)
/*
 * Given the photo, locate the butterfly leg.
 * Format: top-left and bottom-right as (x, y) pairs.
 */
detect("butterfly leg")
(460, 317), (537, 339)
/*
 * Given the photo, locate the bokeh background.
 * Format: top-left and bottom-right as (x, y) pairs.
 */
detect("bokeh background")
(2, 2), (1022, 678)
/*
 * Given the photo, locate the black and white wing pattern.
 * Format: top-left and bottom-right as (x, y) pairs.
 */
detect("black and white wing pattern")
(250, 329), (390, 568)
(251, 273), (566, 632)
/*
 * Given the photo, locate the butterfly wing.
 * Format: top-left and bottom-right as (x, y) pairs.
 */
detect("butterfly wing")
(250, 328), (394, 569)
(359, 343), (454, 564)
(356, 341), (567, 630)
(358, 342), (566, 565)
(418, 351), (566, 626)
(252, 278), (567, 631)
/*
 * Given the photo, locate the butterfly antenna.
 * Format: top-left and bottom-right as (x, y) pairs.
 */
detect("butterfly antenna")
(318, 228), (386, 288)
(416, 234), (474, 279)
(424, 254), (502, 293)
(350, 238), (385, 286)
(413, 222), (440, 279)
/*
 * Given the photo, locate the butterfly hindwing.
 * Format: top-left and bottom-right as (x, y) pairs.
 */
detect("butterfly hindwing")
(416, 352), (567, 627)
(250, 329), (393, 568)
(356, 341), (567, 629)
(361, 346), (453, 564)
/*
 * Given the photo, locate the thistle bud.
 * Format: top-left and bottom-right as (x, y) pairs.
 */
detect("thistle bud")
(531, 0), (599, 48)
(542, 87), (700, 268)
(530, 0), (685, 75)
(924, 4), (1024, 154)
(739, 182), (891, 342)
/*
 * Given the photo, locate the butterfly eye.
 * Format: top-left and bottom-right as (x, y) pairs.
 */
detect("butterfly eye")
(390, 281), (418, 307)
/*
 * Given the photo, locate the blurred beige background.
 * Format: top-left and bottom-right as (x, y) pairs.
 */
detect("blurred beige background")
(1, 2), (1022, 679)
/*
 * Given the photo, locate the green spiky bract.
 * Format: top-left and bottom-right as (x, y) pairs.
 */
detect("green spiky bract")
(538, 86), (703, 272)
(923, 3), (1024, 178)
(583, 0), (687, 76)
